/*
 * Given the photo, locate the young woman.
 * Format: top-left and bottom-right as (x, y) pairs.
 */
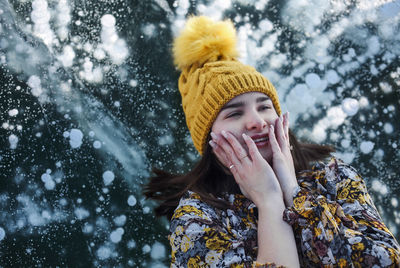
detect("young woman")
(144, 16), (400, 267)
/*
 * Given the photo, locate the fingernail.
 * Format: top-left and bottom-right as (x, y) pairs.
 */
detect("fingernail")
(221, 130), (228, 138)
(209, 140), (216, 148)
(210, 132), (217, 140)
(242, 133), (248, 140)
(270, 125), (274, 131)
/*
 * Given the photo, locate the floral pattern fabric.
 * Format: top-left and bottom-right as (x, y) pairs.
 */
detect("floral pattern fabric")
(169, 158), (400, 267)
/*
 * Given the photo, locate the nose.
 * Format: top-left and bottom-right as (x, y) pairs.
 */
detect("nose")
(245, 110), (267, 131)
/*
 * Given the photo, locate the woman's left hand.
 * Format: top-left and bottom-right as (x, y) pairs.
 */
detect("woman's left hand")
(269, 113), (298, 206)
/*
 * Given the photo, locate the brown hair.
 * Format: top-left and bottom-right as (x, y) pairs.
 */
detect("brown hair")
(143, 130), (334, 220)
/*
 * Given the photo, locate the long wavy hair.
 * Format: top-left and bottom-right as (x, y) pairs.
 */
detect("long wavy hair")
(143, 130), (334, 220)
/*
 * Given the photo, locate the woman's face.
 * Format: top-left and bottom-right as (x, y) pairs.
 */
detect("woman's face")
(211, 92), (279, 164)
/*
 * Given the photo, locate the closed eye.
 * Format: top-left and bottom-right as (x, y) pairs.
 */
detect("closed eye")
(258, 105), (271, 111)
(226, 111), (243, 118)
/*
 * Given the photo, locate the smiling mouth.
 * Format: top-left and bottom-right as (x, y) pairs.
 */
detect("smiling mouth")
(252, 136), (269, 143)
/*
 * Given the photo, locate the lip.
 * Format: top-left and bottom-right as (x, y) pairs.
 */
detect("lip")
(249, 133), (268, 140)
(249, 133), (269, 148)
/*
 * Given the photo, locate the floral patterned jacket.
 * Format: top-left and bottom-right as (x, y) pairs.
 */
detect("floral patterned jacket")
(169, 158), (400, 267)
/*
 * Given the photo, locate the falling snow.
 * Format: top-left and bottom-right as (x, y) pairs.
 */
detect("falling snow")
(0, 0), (399, 267)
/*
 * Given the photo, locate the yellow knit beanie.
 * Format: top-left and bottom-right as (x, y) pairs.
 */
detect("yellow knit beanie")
(173, 16), (281, 155)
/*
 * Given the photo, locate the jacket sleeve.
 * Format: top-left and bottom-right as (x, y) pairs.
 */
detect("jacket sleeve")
(169, 192), (284, 268)
(283, 157), (400, 267)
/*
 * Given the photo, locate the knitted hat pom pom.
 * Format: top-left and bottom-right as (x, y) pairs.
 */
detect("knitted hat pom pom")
(173, 16), (239, 70)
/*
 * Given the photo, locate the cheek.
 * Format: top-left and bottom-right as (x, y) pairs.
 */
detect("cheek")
(212, 120), (241, 136)
(259, 146), (273, 164)
(212, 114), (225, 134)
(266, 113), (279, 124)
(212, 117), (230, 133)
(211, 123), (222, 134)
(211, 121), (219, 130)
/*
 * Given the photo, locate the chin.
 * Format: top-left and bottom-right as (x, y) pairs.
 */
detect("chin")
(260, 150), (272, 164)
(264, 156), (273, 165)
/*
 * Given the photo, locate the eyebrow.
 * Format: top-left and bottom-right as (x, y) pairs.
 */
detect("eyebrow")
(220, 96), (271, 111)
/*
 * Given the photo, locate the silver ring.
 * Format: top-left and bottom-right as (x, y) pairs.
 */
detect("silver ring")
(229, 164), (234, 169)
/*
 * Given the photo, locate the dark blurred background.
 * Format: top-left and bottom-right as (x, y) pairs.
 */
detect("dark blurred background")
(0, 0), (399, 266)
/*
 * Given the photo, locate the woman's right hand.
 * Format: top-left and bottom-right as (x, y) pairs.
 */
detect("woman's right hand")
(210, 131), (283, 208)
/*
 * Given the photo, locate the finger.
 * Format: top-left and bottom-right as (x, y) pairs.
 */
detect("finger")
(228, 163), (241, 182)
(279, 114), (292, 155)
(221, 130), (250, 162)
(209, 140), (230, 167)
(275, 116), (288, 150)
(211, 138), (241, 179)
(283, 112), (290, 141)
(211, 133), (234, 165)
(210, 133), (248, 186)
(242, 133), (264, 163)
(212, 132), (242, 169)
(268, 124), (282, 155)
